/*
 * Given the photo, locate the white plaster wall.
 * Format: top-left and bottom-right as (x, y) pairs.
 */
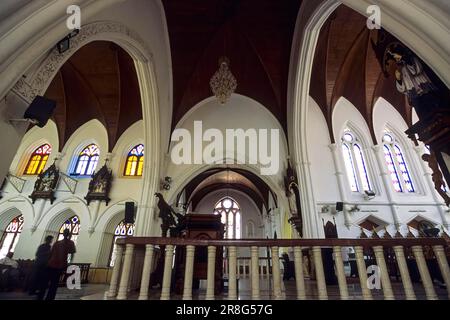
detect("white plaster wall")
(0, 118), (144, 266)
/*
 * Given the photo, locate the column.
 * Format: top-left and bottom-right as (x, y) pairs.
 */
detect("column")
(271, 247), (282, 299)
(329, 144), (350, 227)
(138, 244), (155, 300)
(251, 246), (260, 300)
(354, 246), (373, 300)
(393, 245), (416, 300)
(228, 246), (238, 300)
(160, 245), (174, 300)
(206, 246), (217, 300)
(433, 245), (450, 299)
(293, 247), (306, 300)
(107, 244), (124, 298)
(312, 246), (328, 300)
(116, 244), (134, 300)
(182, 245), (195, 300)
(333, 246), (349, 300)
(373, 246), (395, 300)
(412, 246), (438, 300)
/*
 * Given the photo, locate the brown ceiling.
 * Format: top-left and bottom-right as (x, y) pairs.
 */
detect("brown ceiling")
(178, 168), (278, 213)
(309, 5), (412, 143)
(44, 41), (142, 151)
(162, 0), (302, 132)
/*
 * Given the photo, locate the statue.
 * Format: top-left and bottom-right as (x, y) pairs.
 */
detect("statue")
(85, 163), (112, 205)
(422, 151), (450, 206)
(154, 193), (185, 237)
(29, 163), (59, 204)
(385, 44), (446, 120)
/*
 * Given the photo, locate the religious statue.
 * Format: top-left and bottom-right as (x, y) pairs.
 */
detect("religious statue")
(30, 163), (59, 204)
(155, 192), (185, 237)
(85, 163), (112, 205)
(385, 44), (442, 119)
(285, 159), (304, 237)
(422, 151), (450, 206)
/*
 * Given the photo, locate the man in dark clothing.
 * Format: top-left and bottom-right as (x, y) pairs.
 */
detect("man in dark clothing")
(37, 229), (76, 300)
(29, 235), (53, 295)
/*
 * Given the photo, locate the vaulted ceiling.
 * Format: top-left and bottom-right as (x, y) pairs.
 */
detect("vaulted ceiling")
(44, 41), (142, 152)
(162, 0), (302, 132)
(179, 168), (277, 214)
(309, 5), (412, 143)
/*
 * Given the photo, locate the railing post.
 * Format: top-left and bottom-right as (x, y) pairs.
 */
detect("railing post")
(107, 244), (124, 298)
(433, 245), (450, 300)
(160, 245), (175, 300)
(138, 244), (155, 300)
(206, 246), (217, 300)
(251, 246), (260, 300)
(312, 246), (328, 300)
(354, 246), (373, 300)
(228, 246), (238, 300)
(393, 245), (416, 300)
(182, 245), (195, 300)
(271, 246), (282, 299)
(412, 246), (438, 300)
(117, 244), (134, 300)
(333, 246), (349, 300)
(373, 246), (395, 300)
(293, 247), (306, 300)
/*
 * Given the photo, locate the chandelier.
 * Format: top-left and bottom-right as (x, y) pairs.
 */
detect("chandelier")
(209, 56), (237, 104)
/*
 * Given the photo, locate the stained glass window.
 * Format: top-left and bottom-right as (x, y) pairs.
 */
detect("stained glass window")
(73, 144), (100, 176)
(383, 133), (415, 193)
(24, 144), (52, 175)
(109, 220), (134, 267)
(0, 215), (24, 259)
(124, 144), (144, 176)
(213, 197), (241, 239)
(58, 215), (80, 245)
(341, 131), (372, 193)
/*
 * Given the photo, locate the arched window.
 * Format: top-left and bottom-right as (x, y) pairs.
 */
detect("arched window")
(58, 215), (80, 245)
(0, 215), (24, 259)
(383, 133), (415, 193)
(124, 144), (144, 177)
(24, 144), (52, 175)
(341, 131), (372, 193)
(72, 144), (100, 176)
(109, 220), (135, 267)
(213, 197), (241, 239)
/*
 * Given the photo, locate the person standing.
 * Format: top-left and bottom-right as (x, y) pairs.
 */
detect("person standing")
(29, 235), (53, 295)
(37, 229), (76, 300)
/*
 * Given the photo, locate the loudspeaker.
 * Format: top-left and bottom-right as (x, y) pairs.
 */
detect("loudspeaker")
(23, 96), (56, 128)
(125, 202), (135, 224)
(336, 202), (344, 212)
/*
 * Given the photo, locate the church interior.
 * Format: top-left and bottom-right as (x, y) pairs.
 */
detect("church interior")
(0, 0), (449, 302)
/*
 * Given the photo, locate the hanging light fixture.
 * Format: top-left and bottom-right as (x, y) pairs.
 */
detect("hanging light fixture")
(210, 56), (237, 105)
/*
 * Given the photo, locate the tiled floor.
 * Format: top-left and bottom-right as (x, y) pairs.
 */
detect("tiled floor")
(0, 277), (448, 300)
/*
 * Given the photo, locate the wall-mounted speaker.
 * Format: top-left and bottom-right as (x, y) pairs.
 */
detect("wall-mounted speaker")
(336, 202), (344, 212)
(23, 96), (56, 128)
(125, 202), (135, 224)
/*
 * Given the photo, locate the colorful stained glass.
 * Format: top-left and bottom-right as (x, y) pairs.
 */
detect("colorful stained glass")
(58, 216), (80, 245)
(124, 144), (144, 176)
(24, 144), (52, 175)
(353, 144), (372, 192)
(384, 145), (403, 192)
(73, 144), (100, 176)
(0, 215), (24, 259)
(394, 145), (415, 192)
(110, 221), (135, 267)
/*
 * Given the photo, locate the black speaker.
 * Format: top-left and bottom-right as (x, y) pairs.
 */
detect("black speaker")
(336, 202), (344, 212)
(23, 96), (56, 128)
(125, 202), (135, 224)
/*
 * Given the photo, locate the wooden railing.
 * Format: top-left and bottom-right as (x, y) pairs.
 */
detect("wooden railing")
(107, 236), (450, 300)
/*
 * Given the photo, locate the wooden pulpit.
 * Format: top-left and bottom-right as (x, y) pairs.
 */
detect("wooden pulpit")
(174, 214), (225, 294)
